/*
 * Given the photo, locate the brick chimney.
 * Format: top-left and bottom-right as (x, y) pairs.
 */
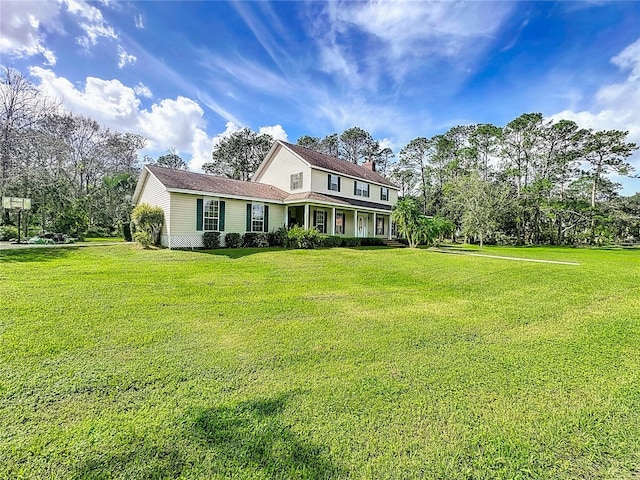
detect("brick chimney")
(362, 160), (376, 171)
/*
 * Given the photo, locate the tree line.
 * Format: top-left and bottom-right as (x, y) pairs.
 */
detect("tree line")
(2, 66), (638, 245)
(0, 68), (147, 239)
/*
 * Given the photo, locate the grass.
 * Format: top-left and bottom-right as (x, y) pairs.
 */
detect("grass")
(1, 245), (639, 479)
(80, 236), (125, 243)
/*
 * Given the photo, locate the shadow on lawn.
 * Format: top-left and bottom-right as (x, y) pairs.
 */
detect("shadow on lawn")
(193, 394), (345, 478)
(191, 245), (390, 259)
(0, 246), (78, 263)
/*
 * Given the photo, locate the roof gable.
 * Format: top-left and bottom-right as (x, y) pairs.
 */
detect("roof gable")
(144, 165), (288, 201)
(280, 141), (397, 188)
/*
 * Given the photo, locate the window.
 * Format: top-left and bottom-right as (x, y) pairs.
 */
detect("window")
(335, 212), (345, 234)
(376, 216), (385, 235)
(314, 210), (325, 233)
(290, 172), (303, 190)
(328, 174), (340, 191)
(380, 187), (389, 201)
(204, 198), (219, 231)
(252, 203), (264, 232)
(354, 181), (369, 197)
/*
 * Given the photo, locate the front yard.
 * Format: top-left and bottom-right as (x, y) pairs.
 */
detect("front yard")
(1, 245), (638, 479)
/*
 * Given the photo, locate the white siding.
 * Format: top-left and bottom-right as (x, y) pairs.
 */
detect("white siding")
(310, 169), (398, 208)
(254, 144), (312, 193)
(137, 172), (171, 245)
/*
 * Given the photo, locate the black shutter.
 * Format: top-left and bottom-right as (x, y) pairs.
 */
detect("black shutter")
(313, 210), (317, 227)
(338, 177), (341, 192)
(366, 185), (370, 198)
(219, 201), (225, 231)
(354, 181), (357, 195)
(246, 204), (252, 232)
(328, 174), (331, 190)
(264, 205), (269, 232)
(380, 187), (383, 200)
(196, 198), (203, 231)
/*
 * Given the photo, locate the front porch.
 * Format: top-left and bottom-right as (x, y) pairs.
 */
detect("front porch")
(285, 204), (392, 239)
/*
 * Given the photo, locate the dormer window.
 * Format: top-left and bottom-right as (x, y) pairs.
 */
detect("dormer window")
(290, 172), (303, 190)
(328, 174), (340, 192)
(354, 181), (369, 197)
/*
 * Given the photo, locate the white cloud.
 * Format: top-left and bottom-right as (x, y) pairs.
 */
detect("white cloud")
(134, 82), (153, 98)
(28, 68), (288, 173)
(117, 46), (137, 68)
(551, 38), (640, 178)
(134, 14), (145, 29)
(259, 124), (288, 142)
(63, 0), (118, 49)
(0, 0), (59, 65)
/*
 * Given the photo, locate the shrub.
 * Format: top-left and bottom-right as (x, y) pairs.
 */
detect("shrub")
(286, 226), (321, 249)
(131, 203), (164, 246)
(267, 226), (288, 247)
(0, 225), (19, 241)
(225, 232), (242, 248)
(203, 231), (221, 249)
(340, 237), (361, 247)
(133, 230), (153, 248)
(320, 235), (342, 248)
(361, 237), (384, 246)
(243, 232), (269, 247)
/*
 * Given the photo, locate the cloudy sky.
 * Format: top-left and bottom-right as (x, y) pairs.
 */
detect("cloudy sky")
(1, 0), (639, 193)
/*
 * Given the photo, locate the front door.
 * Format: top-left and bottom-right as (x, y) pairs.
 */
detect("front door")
(357, 213), (368, 237)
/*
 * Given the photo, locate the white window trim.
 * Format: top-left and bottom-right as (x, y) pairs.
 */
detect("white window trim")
(204, 198), (219, 232)
(291, 172), (303, 190)
(355, 181), (369, 197)
(329, 174), (339, 191)
(252, 203), (265, 232)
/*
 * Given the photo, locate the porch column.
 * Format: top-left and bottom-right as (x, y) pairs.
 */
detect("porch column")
(354, 209), (358, 236)
(284, 205), (289, 228)
(373, 212), (377, 237)
(331, 207), (336, 235)
(388, 215), (392, 240)
(304, 204), (309, 229)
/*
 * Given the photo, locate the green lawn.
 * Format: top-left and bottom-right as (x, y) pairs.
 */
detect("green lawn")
(1, 245), (639, 479)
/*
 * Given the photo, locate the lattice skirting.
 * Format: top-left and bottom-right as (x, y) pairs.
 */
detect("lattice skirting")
(164, 235), (204, 249)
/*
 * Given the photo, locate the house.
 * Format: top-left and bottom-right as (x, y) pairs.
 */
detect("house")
(132, 140), (399, 248)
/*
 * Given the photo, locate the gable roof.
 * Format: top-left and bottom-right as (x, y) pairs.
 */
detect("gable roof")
(145, 165), (288, 201)
(279, 141), (396, 188)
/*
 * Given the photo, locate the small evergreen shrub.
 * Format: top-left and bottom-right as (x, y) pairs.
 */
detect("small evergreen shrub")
(225, 232), (242, 248)
(286, 226), (321, 249)
(131, 203), (164, 246)
(133, 230), (153, 248)
(267, 226), (288, 247)
(243, 232), (269, 247)
(320, 235), (342, 248)
(340, 237), (361, 247)
(361, 237), (384, 246)
(0, 225), (19, 241)
(203, 232), (221, 249)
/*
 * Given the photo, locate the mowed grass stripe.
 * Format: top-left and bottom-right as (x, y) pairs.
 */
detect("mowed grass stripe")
(1, 245), (639, 479)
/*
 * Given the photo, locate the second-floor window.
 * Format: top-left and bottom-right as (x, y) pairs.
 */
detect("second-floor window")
(380, 187), (389, 201)
(290, 172), (303, 190)
(354, 181), (369, 197)
(328, 174), (340, 192)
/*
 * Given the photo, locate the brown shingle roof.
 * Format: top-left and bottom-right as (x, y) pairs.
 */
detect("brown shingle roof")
(280, 141), (396, 187)
(147, 165), (288, 201)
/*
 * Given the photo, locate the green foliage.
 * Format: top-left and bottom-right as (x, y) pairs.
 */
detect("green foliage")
(320, 235), (342, 248)
(133, 230), (153, 248)
(267, 226), (288, 247)
(242, 232), (269, 248)
(340, 237), (361, 247)
(0, 225), (19, 241)
(202, 232), (221, 249)
(131, 203), (164, 247)
(224, 232), (242, 248)
(1, 246), (639, 479)
(360, 237), (385, 246)
(202, 128), (273, 181)
(286, 226), (321, 249)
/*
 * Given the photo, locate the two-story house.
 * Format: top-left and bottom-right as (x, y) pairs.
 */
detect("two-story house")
(132, 140), (399, 248)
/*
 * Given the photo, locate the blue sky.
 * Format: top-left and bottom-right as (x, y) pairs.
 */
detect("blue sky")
(2, 0), (639, 194)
